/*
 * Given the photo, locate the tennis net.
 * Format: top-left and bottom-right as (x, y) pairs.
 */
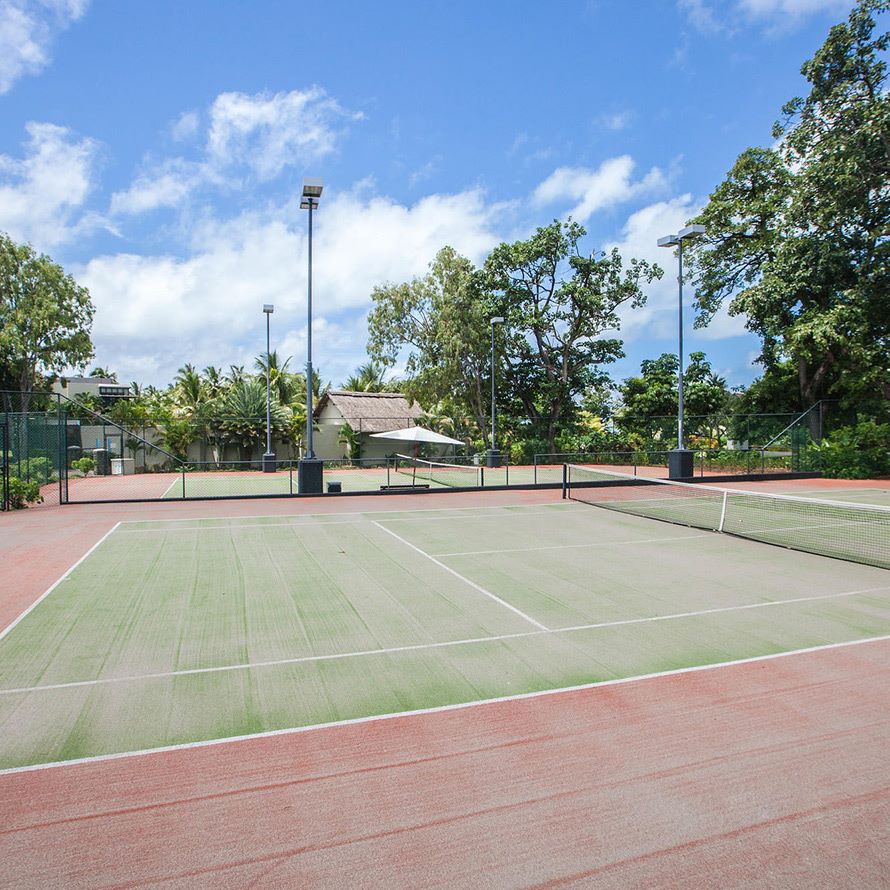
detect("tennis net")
(394, 454), (483, 488)
(565, 464), (890, 570)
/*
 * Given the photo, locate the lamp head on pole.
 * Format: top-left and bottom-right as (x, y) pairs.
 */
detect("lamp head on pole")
(678, 224), (706, 239)
(657, 234), (679, 248)
(300, 178), (323, 209)
(263, 304), (274, 314)
(490, 316), (505, 325)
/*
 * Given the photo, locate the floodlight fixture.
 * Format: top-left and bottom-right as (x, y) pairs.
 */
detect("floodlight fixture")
(263, 304), (274, 314)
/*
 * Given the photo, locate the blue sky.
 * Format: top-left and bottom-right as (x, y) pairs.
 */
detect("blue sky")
(0, 0), (857, 390)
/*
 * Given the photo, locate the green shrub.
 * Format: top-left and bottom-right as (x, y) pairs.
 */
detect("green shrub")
(71, 455), (96, 475)
(7, 476), (43, 509)
(816, 422), (890, 479)
(14, 456), (54, 481)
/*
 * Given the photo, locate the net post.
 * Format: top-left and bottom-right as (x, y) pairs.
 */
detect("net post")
(181, 467), (186, 499)
(480, 466), (484, 488)
(506, 460), (509, 486)
(562, 463), (568, 499)
(387, 457), (391, 487)
(718, 491), (728, 532)
(289, 464), (294, 495)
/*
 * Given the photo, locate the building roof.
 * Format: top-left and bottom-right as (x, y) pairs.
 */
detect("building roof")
(314, 390), (423, 434)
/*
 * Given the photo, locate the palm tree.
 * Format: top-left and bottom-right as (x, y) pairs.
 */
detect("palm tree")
(202, 366), (225, 399)
(341, 361), (387, 392)
(216, 379), (291, 462)
(226, 365), (247, 386)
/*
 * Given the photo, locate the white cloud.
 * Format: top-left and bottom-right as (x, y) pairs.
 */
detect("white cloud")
(0, 120), (102, 246)
(678, 0), (726, 34)
(0, 0), (88, 94)
(599, 111), (634, 132)
(110, 88), (361, 216)
(533, 156), (668, 221)
(80, 188), (503, 386)
(170, 110), (200, 143)
(604, 195), (701, 342)
(737, 0), (851, 20)
(679, 0), (852, 33)
(109, 159), (200, 215)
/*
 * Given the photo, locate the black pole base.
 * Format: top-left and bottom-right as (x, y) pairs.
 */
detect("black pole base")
(486, 449), (502, 468)
(668, 449), (694, 480)
(262, 452), (277, 473)
(298, 458), (324, 494)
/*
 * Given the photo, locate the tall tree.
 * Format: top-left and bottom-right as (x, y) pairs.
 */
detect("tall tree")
(687, 0), (890, 412)
(483, 220), (662, 450)
(368, 246), (494, 444)
(0, 233), (94, 398)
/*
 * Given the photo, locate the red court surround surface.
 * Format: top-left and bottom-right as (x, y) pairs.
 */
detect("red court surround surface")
(1, 479), (889, 888)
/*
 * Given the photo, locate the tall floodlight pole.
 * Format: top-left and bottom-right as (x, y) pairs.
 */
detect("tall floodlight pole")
(298, 178), (324, 494)
(657, 224), (706, 479)
(262, 304), (275, 472)
(488, 316), (504, 468)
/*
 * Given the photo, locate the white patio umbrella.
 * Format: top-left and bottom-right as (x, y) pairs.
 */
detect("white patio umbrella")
(369, 426), (464, 446)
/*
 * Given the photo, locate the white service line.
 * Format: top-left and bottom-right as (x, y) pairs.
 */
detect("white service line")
(117, 501), (574, 526)
(3, 583), (886, 697)
(115, 508), (579, 534)
(435, 532), (711, 557)
(5, 630), (890, 776)
(372, 520), (549, 629)
(0, 522), (122, 643)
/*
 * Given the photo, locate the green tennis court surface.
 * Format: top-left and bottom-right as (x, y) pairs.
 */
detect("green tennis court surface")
(2, 501), (889, 771)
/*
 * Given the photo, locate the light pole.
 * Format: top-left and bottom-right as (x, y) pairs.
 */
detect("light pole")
(262, 304), (275, 473)
(298, 178), (324, 494)
(657, 223), (706, 479)
(488, 316), (504, 468)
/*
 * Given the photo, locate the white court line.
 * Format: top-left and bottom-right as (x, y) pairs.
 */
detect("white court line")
(4, 630), (890, 776)
(114, 508), (579, 534)
(2, 584), (886, 697)
(117, 500), (575, 526)
(370, 520), (549, 630)
(435, 532), (711, 557)
(0, 522), (122, 642)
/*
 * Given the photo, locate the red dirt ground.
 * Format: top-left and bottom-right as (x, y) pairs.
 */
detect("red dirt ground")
(1, 641), (888, 888)
(1, 479), (889, 888)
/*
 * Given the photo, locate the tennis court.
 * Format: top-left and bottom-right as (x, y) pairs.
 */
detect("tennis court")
(2, 489), (889, 772)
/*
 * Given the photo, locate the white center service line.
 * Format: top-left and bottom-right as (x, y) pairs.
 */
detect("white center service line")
(370, 520), (549, 630)
(435, 532), (711, 558)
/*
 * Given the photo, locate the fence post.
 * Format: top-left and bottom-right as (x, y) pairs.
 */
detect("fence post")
(289, 464), (294, 495)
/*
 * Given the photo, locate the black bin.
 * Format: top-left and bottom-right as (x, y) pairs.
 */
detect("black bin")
(327, 481), (342, 494)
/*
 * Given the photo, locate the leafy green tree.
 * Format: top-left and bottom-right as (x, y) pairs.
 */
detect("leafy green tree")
(686, 0), (890, 413)
(0, 233), (94, 401)
(89, 367), (117, 380)
(368, 246), (494, 444)
(483, 220), (662, 451)
(618, 352), (730, 447)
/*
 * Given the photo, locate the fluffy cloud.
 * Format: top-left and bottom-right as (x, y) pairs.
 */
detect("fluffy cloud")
(0, 0), (88, 94)
(679, 0), (852, 32)
(737, 0), (851, 20)
(0, 120), (102, 246)
(532, 156), (668, 221)
(110, 88), (361, 216)
(80, 188), (503, 386)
